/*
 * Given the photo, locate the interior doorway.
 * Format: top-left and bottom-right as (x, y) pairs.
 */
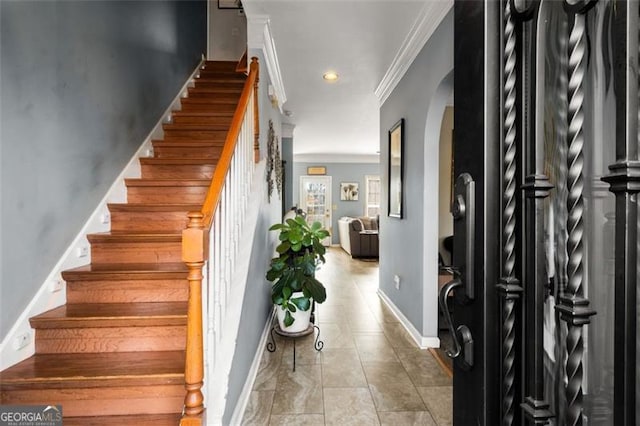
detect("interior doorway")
(299, 175), (332, 246)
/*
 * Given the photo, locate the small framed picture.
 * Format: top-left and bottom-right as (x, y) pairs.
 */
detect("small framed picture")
(340, 182), (359, 201)
(218, 0), (242, 9)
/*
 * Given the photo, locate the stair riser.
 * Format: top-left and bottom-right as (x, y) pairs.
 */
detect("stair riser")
(193, 81), (244, 90)
(170, 115), (233, 126)
(163, 122), (229, 131)
(125, 186), (209, 204)
(35, 327), (186, 354)
(64, 413), (182, 426)
(163, 129), (228, 140)
(199, 66), (241, 74)
(141, 164), (215, 179)
(179, 102), (237, 113)
(153, 145), (223, 159)
(66, 280), (188, 304)
(90, 241), (182, 264)
(1, 385), (184, 417)
(197, 70), (243, 76)
(109, 211), (191, 232)
(181, 97), (238, 106)
(185, 90), (241, 100)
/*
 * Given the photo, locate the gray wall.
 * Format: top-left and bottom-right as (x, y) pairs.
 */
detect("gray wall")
(208, 2), (247, 60)
(293, 162), (381, 245)
(379, 10), (453, 334)
(222, 47), (283, 424)
(282, 136), (294, 217)
(0, 0), (207, 339)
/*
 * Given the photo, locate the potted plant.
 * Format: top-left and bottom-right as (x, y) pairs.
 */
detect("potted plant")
(266, 215), (329, 333)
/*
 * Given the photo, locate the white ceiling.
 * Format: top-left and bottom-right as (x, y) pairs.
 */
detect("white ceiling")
(242, 0), (429, 160)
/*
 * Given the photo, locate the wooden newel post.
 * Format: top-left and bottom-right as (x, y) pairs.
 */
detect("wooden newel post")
(252, 57), (260, 163)
(181, 212), (207, 425)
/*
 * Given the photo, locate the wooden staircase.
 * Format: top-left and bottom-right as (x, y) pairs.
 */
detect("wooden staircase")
(0, 61), (246, 425)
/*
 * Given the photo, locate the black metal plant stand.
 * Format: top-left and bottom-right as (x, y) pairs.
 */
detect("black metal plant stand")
(266, 323), (323, 372)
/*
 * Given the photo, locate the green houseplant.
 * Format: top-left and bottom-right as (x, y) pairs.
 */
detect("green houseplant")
(266, 215), (329, 331)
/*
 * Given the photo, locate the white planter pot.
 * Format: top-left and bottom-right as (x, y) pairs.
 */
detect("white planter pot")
(276, 293), (312, 333)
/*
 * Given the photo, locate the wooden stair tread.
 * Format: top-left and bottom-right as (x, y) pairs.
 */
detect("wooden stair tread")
(157, 138), (225, 145)
(203, 60), (237, 67)
(0, 351), (184, 387)
(163, 123), (230, 131)
(107, 203), (201, 211)
(62, 263), (188, 280)
(188, 86), (242, 93)
(30, 302), (187, 328)
(171, 111), (234, 117)
(180, 97), (238, 104)
(139, 158), (218, 165)
(124, 178), (211, 187)
(152, 139), (225, 147)
(87, 232), (182, 243)
(64, 413), (182, 426)
(195, 77), (245, 84)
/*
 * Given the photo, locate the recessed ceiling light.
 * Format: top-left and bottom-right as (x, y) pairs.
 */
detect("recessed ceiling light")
(323, 71), (339, 82)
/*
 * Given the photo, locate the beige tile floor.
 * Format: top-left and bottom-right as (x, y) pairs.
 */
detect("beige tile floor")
(242, 248), (452, 426)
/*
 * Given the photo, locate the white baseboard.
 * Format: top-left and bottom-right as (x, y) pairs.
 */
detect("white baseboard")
(377, 289), (440, 349)
(227, 308), (276, 426)
(0, 60), (204, 371)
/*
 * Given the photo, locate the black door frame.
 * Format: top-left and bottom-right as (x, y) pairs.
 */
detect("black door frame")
(453, 1), (502, 424)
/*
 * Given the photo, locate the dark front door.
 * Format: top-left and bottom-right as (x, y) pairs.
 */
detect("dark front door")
(447, 1), (639, 425)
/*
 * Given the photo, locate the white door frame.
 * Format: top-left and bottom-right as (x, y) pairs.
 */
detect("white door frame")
(299, 175), (332, 246)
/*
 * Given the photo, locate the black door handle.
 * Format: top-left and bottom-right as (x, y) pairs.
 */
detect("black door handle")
(438, 277), (474, 368)
(439, 277), (463, 358)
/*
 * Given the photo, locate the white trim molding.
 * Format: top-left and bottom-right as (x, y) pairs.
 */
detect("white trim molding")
(377, 289), (440, 349)
(374, 0), (453, 105)
(228, 308), (276, 426)
(247, 14), (286, 112)
(281, 123), (295, 139)
(294, 153), (380, 164)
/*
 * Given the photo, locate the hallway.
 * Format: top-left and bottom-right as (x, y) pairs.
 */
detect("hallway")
(242, 248), (452, 425)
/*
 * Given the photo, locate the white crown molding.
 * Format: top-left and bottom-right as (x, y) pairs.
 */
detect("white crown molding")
(374, 0), (453, 106)
(294, 153), (380, 164)
(281, 123), (295, 138)
(247, 14), (287, 112)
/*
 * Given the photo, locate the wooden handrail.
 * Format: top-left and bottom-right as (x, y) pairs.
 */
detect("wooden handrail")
(236, 49), (248, 74)
(180, 57), (259, 426)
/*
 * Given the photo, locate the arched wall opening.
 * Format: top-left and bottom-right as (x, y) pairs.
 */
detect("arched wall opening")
(422, 69), (454, 341)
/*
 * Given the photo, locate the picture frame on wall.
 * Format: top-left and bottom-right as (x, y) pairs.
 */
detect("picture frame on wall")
(340, 182), (359, 201)
(218, 0), (242, 9)
(388, 118), (404, 218)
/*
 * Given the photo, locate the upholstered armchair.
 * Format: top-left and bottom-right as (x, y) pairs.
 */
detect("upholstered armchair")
(348, 217), (379, 258)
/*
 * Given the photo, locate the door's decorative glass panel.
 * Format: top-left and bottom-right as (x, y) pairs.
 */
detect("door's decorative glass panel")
(539, 1), (615, 424)
(299, 176), (332, 246)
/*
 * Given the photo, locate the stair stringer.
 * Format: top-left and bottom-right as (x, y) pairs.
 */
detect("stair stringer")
(0, 59), (204, 371)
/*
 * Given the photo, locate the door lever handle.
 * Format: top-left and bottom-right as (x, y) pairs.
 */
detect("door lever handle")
(438, 277), (463, 358)
(438, 276), (475, 368)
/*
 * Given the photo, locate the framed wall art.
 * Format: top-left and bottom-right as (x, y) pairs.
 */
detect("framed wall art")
(340, 182), (359, 201)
